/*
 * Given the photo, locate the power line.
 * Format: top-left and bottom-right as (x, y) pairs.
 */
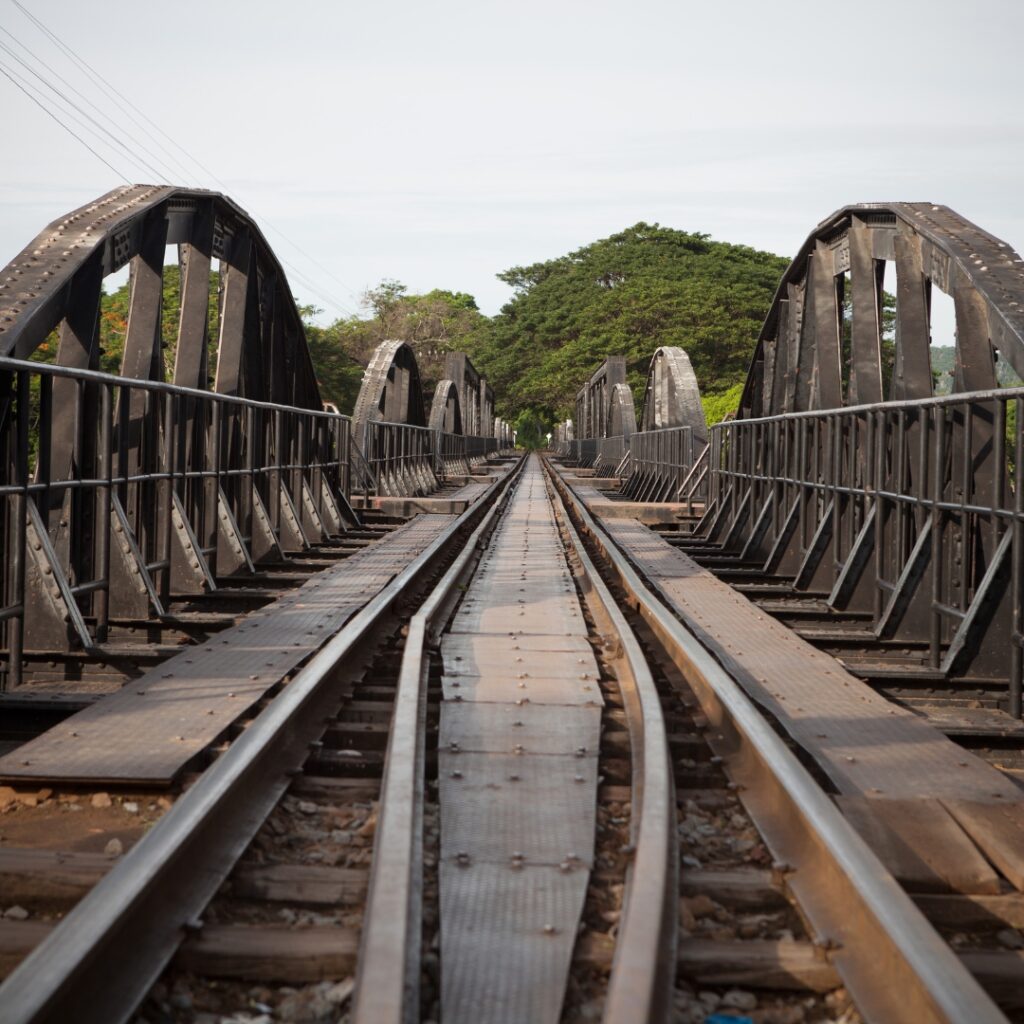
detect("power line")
(5, 0), (366, 319)
(0, 22), (193, 185)
(10, 0), (204, 186)
(0, 59), (130, 183)
(0, 32), (171, 184)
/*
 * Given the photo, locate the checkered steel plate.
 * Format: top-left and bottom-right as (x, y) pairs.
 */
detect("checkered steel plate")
(440, 702), (601, 755)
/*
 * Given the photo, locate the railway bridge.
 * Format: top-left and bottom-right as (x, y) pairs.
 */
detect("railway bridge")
(0, 190), (1023, 1024)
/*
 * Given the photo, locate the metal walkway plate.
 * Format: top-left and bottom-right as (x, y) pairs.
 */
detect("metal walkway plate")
(439, 456), (602, 1024)
(0, 516), (452, 785)
(600, 514), (1024, 894)
(439, 863), (589, 1024)
(600, 517), (1023, 802)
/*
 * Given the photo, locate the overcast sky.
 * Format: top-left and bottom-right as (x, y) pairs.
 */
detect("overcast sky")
(3, 0), (1023, 342)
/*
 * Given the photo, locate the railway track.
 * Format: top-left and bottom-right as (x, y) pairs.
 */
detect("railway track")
(0, 452), (1019, 1023)
(0, 459), (520, 1022)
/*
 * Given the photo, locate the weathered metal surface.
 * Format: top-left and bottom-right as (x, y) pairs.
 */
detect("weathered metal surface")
(0, 185), (321, 404)
(0, 190), (502, 683)
(439, 863), (589, 1024)
(0, 516), (451, 784)
(603, 517), (1020, 803)
(439, 702), (601, 755)
(441, 752), (599, 864)
(740, 203), (1024, 419)
(428, 379), (463, 434)
(545, 463), (678, 1024)
(565, 347), (708, 500)
(443, 352), (491, 439)
(438, 457), (602, 1024)
(351, 340), (427, 434)
(553, 465), (1007, 1024)
(575, 356), (626, 442)
(0, 485), (491, 1024)
(600, 515), (1024, 897)
(638, 346), (707, 441)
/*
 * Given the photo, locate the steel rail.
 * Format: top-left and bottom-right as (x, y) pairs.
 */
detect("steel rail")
(352, 455), (526, 1024)
(0, 465), (519, 1024)
(543, 463), (678, 1024)
(546, 461), (1008, 1024)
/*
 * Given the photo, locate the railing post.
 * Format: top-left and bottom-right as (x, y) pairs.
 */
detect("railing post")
(1011, 397), (1023, 717)
(93, 383), (113, 644)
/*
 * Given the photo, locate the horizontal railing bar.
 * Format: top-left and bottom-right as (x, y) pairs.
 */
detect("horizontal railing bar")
(719, 384), (1024, 429)
(0, 356), (351, 422)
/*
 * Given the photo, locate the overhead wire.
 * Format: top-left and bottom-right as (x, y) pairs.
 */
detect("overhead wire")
(10, 0), (204, 187)
(4, 0), (366, 320)
(0, 59), (130, 183)
(0, 32), (172, 184)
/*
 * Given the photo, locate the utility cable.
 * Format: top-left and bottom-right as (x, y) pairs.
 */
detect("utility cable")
(0, 59), (130, 183)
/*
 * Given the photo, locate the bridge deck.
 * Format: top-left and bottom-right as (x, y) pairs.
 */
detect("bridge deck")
(588, 511), (1024, 895)
(0, 515), (453, 786)
(438, 457), (602, 1024)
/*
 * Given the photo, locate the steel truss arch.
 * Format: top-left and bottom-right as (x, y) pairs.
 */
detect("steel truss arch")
(352, 339), (427, 434)
(0, 184), (321, 408)
(608, 382), (638, 438)
(638, 346), (707, 442)
(429, 379), (464, 434)
(740, 203), (1024, 419)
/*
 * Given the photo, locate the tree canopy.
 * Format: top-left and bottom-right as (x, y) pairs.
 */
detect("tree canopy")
(461, 222), (789, 422)
(304, 283), (488, 412)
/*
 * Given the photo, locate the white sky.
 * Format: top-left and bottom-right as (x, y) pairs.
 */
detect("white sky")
(3, 0), (1023, 348)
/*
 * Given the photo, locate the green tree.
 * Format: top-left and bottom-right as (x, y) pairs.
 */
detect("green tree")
(462, 223), (789, 423)
(303, 283), (489, 412)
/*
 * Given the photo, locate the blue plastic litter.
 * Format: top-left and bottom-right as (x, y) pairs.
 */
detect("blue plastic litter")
(705, 1015), (754, 1024)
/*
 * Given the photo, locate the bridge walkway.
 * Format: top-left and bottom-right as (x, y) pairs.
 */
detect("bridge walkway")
(438, 455), (603, 1023)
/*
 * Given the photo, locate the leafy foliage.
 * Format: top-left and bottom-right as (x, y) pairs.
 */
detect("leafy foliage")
(304, 283), (488, 413)
(702, 382), (744, 425)
(461, 223), (788, 420)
